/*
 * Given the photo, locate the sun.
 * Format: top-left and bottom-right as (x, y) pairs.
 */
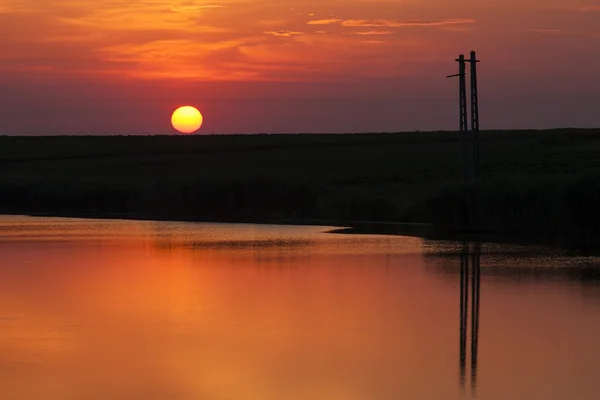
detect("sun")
(171, 106), (203, 134)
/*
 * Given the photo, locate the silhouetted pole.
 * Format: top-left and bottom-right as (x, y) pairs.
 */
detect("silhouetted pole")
(447, 55), (470, 182)
(469, 51), (481, 181)
(448, 51), (482, 183)
(458, 55), (468, 138)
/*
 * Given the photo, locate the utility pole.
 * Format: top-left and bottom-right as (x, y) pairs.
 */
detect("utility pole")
(447, 54), (470, 182)
(448, 51), (481, 183)
(469, 51), (480, 181)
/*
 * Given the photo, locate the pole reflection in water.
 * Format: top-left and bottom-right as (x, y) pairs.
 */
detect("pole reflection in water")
(459, 241), (481, 395)
(459, 241), (469, 386)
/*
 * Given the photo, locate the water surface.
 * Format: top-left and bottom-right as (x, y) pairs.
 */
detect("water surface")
(1, 215), (599, 400)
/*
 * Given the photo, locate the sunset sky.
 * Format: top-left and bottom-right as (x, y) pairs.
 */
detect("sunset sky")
(1, 0), (599, 134)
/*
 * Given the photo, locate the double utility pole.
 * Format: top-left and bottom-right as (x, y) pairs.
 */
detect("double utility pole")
(447, 51), (480, 182)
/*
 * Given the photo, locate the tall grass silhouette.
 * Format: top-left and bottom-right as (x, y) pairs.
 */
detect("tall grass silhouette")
(1, 128), (599, 236)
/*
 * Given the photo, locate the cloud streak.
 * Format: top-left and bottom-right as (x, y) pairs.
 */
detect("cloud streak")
(307, 19), (342, 25)
(263, 30), (304, 37)
(347, 30), (394, 35)
(340, 18), (476, 27)
(306, 17), (475, 30)
(170, 4), (225, 13)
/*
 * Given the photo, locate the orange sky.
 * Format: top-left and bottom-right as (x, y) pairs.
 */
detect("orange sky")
(1, 0), (599, 133)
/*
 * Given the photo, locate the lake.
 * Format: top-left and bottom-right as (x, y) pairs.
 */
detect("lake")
(1, 215), (599, 400)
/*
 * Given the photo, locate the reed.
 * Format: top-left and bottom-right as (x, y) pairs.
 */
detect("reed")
(424, 173), (600, 237)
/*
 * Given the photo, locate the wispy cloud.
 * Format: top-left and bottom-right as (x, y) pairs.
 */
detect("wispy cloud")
(0, 0), (485, 83)
(579, 5), (600, 11)
(307, 19), (342, 25)
(170, 4), (225, 13)
(0, 0), (39, 13)
(341, 18), (475, 28)
(59, 1), (228, 32)
(263, 30), (304, 37)
(347, 30), (394, 35)
(307, 17), (475, 29)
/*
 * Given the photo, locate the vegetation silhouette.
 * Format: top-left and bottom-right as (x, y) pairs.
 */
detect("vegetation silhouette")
(1, 128), (599, 239)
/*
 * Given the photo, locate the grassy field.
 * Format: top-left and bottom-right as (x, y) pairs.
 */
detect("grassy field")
(1, 129), (599, 236)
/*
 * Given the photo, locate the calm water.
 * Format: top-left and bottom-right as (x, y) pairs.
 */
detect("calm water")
(1, 215), (600, 400)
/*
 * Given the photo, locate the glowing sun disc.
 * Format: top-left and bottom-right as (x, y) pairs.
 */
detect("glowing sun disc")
(171, 106), (203, 133)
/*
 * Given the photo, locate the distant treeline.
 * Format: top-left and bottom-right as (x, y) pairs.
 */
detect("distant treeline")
(1, 129), (600, 238)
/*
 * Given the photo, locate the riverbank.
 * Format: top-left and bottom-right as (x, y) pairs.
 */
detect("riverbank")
(1, 129), (599, 240)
